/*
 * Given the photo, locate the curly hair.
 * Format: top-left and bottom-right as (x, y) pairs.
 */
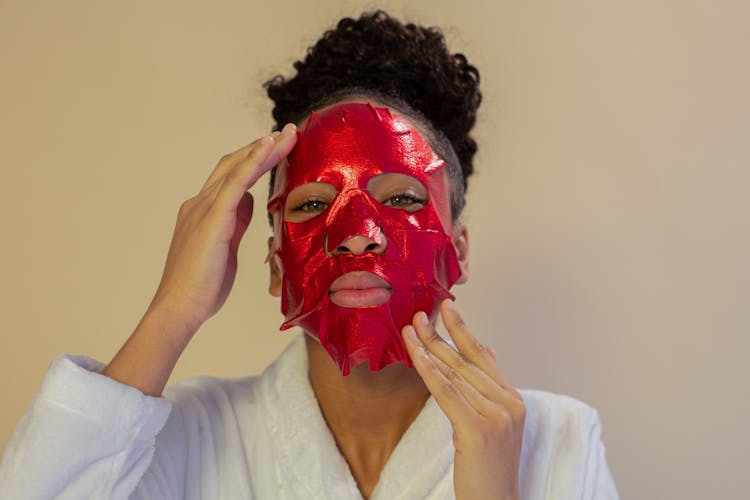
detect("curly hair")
(264, 10), (481, 220)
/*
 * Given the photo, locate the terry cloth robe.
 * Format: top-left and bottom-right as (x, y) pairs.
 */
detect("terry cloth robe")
(0, 332), (619, 499)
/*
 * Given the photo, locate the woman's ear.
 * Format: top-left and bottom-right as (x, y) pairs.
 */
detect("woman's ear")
(452, 222), (470, 284)
(268, 236), (282, 297)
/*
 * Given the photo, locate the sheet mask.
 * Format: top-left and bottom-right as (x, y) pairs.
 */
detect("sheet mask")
(267, 102), (462, 375)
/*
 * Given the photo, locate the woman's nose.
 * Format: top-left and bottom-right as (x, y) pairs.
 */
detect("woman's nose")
(333, 233), (387, 256)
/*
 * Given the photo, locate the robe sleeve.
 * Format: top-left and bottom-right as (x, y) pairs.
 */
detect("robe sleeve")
(0, 355), (173, 500)
(582, 409), (620, 500)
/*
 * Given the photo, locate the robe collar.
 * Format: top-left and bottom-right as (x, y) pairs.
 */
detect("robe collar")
(260, 332), (455, 499)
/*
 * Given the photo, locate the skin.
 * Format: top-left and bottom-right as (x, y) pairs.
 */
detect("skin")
(102, 126), (298, 395)
(102, 97), (525, 500)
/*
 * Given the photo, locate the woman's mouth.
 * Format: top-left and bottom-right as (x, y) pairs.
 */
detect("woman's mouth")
(328, 271), (392, 308)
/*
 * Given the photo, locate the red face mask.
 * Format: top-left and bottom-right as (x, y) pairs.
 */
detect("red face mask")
(267, 102), (462, 375)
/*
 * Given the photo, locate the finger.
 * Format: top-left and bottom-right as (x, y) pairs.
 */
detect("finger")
(208, 141), (277, 212)
(190, 138), (272, 214)
(199, 135), (275, 200)
(228, 192), (254, 253)
(214, 123), (297, 211)
(440, 300), (517, 394)
(412, 310), (514, 404)
(189, 145), (265, 217)
(402, 325), (478, 425)
(200, 125), (292, 192)
(201, 135), (272, 191)
(261, 123), (298, 175)
(425, 339), (509, 419)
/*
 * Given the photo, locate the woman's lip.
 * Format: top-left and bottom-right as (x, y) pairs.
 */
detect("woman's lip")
(329, 271), (392, 308)
(329, 288), (392, 308)
(329, 271), (391, 292)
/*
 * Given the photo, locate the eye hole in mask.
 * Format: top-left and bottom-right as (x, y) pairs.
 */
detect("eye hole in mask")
(284, 173), (429, 223)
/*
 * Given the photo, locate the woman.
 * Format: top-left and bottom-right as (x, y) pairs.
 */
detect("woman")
(0, 11), (619, 499)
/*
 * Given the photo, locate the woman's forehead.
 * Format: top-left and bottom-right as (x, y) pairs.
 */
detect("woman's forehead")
(283, 101), (445, 190)
(306, 95), (430, 137)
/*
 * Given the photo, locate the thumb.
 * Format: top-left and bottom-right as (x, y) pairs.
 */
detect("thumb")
(230, 191), (254, 252)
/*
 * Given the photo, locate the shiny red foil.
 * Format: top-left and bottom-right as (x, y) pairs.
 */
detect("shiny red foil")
(267, 102), (462, 375)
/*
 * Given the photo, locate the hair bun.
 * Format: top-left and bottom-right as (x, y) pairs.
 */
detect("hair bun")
(265, 10), (481, 212)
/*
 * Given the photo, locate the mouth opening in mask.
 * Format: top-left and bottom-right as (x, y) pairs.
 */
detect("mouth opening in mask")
(328, 271), (392, 308)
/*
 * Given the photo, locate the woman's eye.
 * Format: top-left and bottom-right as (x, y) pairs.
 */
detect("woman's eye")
(292, 199), (329, 213)
(383, 193), (426, 210)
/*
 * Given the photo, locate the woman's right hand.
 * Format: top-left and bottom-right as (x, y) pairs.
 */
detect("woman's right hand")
(103, 124), (296, 396)
(148, 124), (297, 332)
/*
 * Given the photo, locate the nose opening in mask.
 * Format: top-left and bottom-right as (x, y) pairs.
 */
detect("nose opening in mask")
(324, 190), (386, 255)
(325, 230), (387, 257)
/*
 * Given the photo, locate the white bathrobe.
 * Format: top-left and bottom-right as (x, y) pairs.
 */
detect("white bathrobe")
(0, 333), (619, 499)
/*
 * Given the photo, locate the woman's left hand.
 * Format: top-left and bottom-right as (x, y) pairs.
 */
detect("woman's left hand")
(402, 299), (526, 500)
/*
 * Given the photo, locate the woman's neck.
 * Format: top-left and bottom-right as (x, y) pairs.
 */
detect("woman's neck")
(305, 335), (430, 499)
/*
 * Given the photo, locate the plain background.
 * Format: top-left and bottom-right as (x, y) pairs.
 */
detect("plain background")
(1, 1), (748, 499)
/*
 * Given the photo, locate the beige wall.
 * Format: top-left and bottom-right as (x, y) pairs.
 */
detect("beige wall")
(1, 1), (748, 498)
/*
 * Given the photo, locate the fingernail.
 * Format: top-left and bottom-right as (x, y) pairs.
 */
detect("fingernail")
(418, 311), (429, 325)
(282, 123), (296, 134)
(403, 326), (417, 341)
